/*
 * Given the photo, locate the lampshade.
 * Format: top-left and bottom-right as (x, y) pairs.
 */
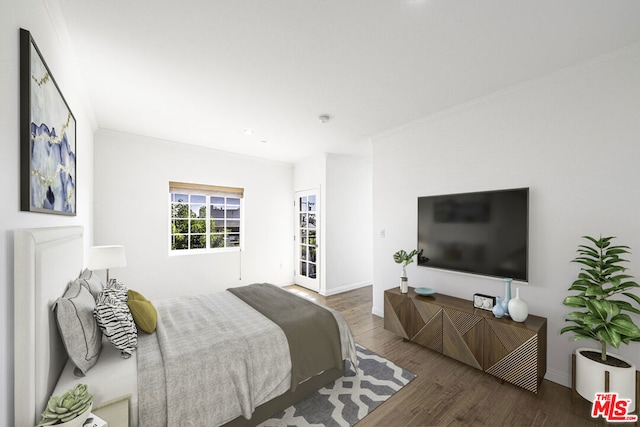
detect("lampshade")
(88, 245), (127, 270)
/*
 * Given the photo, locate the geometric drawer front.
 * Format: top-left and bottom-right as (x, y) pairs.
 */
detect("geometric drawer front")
(412, 298), (443, 352)
(412, 307), (443, 352)
(442, 307), (483, 369)
(484, 318), (535, 369)
(485, 335), (539, 392)
(383, 291), (413, 339)
(484, 318), (542, 393)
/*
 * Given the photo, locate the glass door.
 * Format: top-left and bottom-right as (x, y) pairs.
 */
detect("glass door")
(295, 189), (319, 291)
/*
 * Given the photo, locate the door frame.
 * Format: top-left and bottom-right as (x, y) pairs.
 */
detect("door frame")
(294, 189), (319, 292)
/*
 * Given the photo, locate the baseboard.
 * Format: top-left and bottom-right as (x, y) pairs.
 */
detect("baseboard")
(321, 281), (370, 296)
(372, 305), (383, 318)
(545, 368), (571, 388)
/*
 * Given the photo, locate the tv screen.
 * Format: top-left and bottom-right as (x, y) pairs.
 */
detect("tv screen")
(417, 188), (529, 281)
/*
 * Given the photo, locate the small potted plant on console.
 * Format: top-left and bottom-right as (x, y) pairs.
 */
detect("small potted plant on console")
(393, 249), (424, 293)
(561, 235), (640, 412)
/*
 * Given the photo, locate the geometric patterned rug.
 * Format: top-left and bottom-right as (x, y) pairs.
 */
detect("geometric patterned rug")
(259, 344), (416, 427)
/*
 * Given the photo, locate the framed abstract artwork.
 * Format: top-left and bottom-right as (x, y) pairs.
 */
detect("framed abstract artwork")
(20, 28), (77, 215)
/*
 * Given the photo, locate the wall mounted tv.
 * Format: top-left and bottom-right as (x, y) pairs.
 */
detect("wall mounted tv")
(417, 188), (529, 282)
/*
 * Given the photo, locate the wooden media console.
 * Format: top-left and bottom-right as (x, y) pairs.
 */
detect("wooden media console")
(384, 286), (547, 393)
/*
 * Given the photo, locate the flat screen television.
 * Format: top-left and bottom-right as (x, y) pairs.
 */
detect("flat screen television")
(417, 188), (529, 281)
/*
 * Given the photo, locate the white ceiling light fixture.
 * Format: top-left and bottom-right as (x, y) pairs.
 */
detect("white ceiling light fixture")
(318, 114), (330, 123)
(243, 128), (255, 136)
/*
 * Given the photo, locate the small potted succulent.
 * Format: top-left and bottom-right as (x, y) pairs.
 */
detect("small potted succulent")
(37, 384), (94, 427)
(561, 235), (640, 411)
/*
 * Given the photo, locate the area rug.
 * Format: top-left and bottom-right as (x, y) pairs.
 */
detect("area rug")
(259, 344), (416, 427)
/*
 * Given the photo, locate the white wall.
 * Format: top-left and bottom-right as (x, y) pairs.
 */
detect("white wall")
(371, 42), (640, 387)
(0, 2), (96, 425)
(93, 129), (294, 299)
(324, 154), (373, 295)
(294, 154), (373, 295)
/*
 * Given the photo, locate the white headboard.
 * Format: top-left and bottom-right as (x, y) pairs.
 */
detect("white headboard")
(14, 226), (84, 427)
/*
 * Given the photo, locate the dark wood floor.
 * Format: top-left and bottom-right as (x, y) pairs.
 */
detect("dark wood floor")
(285, 285), (634, 427)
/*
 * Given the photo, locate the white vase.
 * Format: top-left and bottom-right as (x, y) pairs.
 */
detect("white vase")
(400, 266), (408, 293)
(575, 348), (636, 412)
(507, 288), (528, 322)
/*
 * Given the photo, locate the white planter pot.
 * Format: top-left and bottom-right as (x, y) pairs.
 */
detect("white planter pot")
(575, 348), (636, 412)
(41, 403), (93, 427)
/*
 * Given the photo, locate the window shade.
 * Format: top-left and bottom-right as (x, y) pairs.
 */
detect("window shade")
(169, 181), (244, 198)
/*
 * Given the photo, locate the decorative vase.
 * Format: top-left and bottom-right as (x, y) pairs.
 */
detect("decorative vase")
(508, 287), (528, 322)
(400, 266), (408, 293)
(492, 296), (505, 318)
(502, 278), (512, 317)
(575, 348), (637, 412)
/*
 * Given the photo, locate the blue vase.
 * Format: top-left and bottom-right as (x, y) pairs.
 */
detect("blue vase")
(502, 278), (512, 317)
(493, 296), (505, 318)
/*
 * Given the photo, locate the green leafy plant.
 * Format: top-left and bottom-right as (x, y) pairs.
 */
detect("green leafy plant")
(561, 235), (640, 362)
(393, 249), (420, 267)
(37, 384), (93, 426)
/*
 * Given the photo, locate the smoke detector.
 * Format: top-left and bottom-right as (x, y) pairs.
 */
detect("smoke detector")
(318, 114), (330, 123)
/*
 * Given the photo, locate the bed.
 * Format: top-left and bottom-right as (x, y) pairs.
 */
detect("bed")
(14, 226), (357, 427)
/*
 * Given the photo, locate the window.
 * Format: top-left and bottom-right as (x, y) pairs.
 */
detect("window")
(169, 181), (243, 253)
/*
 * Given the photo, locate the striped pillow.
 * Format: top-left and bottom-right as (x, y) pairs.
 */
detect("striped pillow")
(94, 293), (137, 358)
(103, 279), (128, 302)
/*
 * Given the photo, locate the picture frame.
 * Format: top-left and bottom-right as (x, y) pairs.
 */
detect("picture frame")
(20, 28), (77, 215)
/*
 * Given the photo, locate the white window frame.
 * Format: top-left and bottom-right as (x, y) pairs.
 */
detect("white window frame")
(168, 181), (244, 255)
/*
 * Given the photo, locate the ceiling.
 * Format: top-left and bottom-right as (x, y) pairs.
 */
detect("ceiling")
(56, 0), (640, 164)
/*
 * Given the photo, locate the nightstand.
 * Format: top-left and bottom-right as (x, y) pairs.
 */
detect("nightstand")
(93, 395), (131, 427)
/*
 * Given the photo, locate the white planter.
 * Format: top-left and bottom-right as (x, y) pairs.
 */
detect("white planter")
(575, 348), (636, 412)
(41, 403), (93, 427)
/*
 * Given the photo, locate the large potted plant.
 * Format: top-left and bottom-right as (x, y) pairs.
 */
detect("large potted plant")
(561, 235), (640, 411)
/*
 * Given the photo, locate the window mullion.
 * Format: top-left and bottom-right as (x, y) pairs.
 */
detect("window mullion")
(188, 194), (192, 250)
(206, 195), (211, 249)
(223, 197), (227, 248)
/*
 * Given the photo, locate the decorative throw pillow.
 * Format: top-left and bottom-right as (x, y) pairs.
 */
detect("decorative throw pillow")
(126, 289), (157, 334)
(77, 268), (104, 300)
(94, 293), (137, 358)
(103, 279), (128, 303)
(54, 280), (102, 375)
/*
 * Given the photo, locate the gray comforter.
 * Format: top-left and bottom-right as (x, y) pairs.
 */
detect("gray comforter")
(229, 283), (343, 391)
(137, 289), (356, 427)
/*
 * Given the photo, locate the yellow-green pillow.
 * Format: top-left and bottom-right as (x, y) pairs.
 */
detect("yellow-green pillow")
(126, 289), (157, 333)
